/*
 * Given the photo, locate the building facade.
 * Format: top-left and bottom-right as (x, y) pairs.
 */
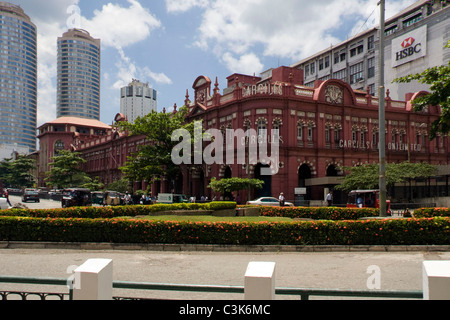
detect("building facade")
(57, 29), (101, 120)
(37, 117), (111, 187)
(0, 2), (37, 159)
(182, 65), (449, 204)
(120, 79), (157, 123)
(292, 0), (449, 100)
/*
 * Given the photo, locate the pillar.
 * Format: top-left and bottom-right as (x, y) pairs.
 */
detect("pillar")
(73, 259), (113, 300)
(423, 261), (450, 300)
(244, 262), (276, 300)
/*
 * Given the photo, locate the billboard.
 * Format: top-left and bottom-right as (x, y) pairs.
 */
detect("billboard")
(392, 25), (427, 68)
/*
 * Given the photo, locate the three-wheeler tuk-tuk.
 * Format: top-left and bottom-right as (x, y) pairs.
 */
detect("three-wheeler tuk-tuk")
(61, 188), (92, 208)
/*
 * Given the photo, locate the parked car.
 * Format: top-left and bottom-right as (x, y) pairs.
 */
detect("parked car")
(61, 188), (92, 208)
(22, 189), (40, 203)
(246, 197), (294, 207)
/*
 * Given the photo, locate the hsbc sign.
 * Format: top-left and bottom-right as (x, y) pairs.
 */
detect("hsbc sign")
(392, 25), (427, 67)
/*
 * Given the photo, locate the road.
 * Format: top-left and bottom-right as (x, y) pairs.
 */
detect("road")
(1, 246), (449, 300)
(8, 195), (62, 210)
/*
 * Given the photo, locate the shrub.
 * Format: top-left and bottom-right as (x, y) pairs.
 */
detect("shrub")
(414, 208), (450, 218)
(255, 206), (378, 220)
(1, 216), (449, 246)
(1, 202), (234, 219)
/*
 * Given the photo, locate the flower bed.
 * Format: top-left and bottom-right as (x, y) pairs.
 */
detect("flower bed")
(1, 216), (449, 246)
(414, 207), (450, 218)
(2, 202), (235, 219)
(253, 206), (379, 220)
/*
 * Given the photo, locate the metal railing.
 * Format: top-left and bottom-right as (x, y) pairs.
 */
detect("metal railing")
(0, 275), (423, 300)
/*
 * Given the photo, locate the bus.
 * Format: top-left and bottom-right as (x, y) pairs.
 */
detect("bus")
(347, 190), (391, 214)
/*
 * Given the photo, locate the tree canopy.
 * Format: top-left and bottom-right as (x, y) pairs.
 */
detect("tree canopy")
(336, 162), (437, 192)
(117, 107), (194, 186)
(45, 150), (91, 188)
(393, 40), (450, 139)
(208, 177), (264, 194)
(0, 155), (36, 188)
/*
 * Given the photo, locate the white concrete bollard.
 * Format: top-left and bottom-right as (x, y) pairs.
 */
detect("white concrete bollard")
(73, 258), (113, 300)
(244, 262), (276, 300)
(423, 261), (450, 300)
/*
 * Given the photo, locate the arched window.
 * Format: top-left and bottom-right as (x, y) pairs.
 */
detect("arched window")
(257, 119), (267, 140)
(54, 140), (65, 156)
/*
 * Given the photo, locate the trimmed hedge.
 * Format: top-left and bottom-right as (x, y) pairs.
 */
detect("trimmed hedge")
(1, 216), (449, 246)
(1, 202), (235, 219)
(414, 208), (450, 218)
(253, 206), (379, 220)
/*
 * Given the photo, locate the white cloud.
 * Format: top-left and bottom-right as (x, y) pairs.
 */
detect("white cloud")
(222, 52), (264, 75)
(165, 0), (209, 13)
(81, 0), (161, 49)
(188, 0), (417, 74)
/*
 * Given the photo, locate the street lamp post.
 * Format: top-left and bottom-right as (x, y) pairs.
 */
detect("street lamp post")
(378, 0), (387, 217)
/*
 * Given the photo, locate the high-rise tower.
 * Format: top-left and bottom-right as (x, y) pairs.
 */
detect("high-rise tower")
(120, 79), (157, 123)
(0, 2), (37, 158)
(57, 28), (101, 120)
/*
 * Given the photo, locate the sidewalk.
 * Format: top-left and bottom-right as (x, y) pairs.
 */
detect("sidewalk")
(1, 246), (449, 300)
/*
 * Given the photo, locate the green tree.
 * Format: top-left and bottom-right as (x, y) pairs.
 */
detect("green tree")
(45, 150), (91, 188)
(208, 177), (264, 194)
(81, 176), (104, 191)
(105, 178), (130, 193)
(393, 40), (450, 139)
(10, 155), (36, 188)
(336, 162), (437, 192)
(0, 156), (36, 188)
(117, 107), (194, 187)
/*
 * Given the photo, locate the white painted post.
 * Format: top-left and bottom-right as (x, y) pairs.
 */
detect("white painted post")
(244, 262), (276, 300)
(73, 259), (113, 300)
(423, 261), (450, 300)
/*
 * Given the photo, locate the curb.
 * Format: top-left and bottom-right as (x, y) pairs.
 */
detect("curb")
(1, 241), (450, 252)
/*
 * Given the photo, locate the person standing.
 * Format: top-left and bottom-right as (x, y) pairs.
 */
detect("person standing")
(326, 191), (333, 206)
(278, 192), (285, 207)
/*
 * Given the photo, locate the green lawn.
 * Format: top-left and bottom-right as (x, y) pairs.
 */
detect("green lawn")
(123, 215), (294, 223)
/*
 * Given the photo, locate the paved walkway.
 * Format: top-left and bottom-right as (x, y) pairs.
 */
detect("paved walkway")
(1, 246), (449, 300)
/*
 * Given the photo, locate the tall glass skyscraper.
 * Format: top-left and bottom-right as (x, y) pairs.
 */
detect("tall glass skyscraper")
(57, 29), (101, 120)
(0, 2), (37, 157)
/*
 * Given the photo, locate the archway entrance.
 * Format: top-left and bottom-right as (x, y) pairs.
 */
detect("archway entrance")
(296, 164), (312, 206)
(255, 164), (271, 198)
(326, 164), (343, 205)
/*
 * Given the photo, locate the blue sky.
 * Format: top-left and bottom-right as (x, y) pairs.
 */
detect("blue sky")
(8, 0), (416, 126)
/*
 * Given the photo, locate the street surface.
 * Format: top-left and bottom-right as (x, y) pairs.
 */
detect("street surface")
(1, 247), (449, 300)
(8, 195), (62, 210)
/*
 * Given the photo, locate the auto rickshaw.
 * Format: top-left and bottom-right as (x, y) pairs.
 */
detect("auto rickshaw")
(91, 191), (104, 205)
(347, 189), (391, 214)
(61, 188), (92, 208)
(103, 191), (122, 206)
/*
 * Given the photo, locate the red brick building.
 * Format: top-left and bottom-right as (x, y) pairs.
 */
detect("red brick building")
(182, 66), (449, 204)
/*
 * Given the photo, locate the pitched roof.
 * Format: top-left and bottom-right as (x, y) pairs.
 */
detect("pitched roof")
(41, 117), (111, 129)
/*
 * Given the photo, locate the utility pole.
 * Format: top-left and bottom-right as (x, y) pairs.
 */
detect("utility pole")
(378, 0), (387, 217)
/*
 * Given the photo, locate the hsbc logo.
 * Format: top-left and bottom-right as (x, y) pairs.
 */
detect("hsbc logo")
(396, 37), (422, 61)
(392, 25), (427, 67)
(401, 37), (415, 48)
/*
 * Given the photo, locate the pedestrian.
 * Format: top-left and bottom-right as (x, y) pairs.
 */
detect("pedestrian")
(278, 192), (285, 207)
(357, 196), (363, 208)
(326, 191), (333, 206)
(4, 190), (11, 206)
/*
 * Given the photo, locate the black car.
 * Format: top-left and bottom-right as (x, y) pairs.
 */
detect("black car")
(61, 188), (92, 208)
(22, 189), (40, 203)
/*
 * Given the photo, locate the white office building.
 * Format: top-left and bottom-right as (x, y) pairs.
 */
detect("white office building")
(291, 0), (449, 100)
(120, 79), (157, 123)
